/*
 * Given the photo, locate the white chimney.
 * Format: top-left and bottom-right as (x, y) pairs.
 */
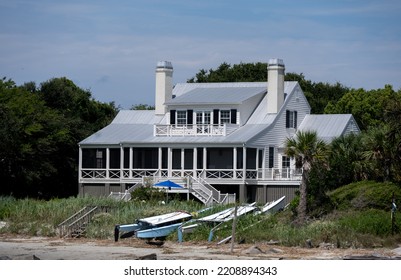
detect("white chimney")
(155, 61), (173, 115)
(267, 58), (285, 114)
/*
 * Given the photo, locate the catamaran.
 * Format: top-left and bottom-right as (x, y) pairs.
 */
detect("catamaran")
(114, 211), (192, 241)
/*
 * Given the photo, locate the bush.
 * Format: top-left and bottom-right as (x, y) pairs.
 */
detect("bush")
(130, 187), (166, 202)
(328, 181), (401, 210)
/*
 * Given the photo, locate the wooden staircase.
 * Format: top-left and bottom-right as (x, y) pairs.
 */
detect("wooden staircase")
(153, 176), (236, 206)
(58, 205), (111, 238)
(190, 176), (235, 205)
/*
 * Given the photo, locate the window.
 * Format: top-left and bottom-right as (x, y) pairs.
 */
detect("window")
(282, 155), (291, 178)
(282, 156), (290, 168)
(258, 149), (264, 168)
(176, 110), (187, 126)
(220, 110), (231, 124)
(196, 111), (211, 125)
(286, 110), (297, 128)
(268, 147), (274, 168)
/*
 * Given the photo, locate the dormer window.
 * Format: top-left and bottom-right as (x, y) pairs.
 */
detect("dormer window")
(196, 111), (211, 125)
(220, 110), (231, 124)
(212, 109), (237, 125)
(176, 110), (187, 126)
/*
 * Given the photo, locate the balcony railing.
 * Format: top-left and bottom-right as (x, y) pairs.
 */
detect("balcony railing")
(154, 124), (227, 136)
(80, 168), (302, 181)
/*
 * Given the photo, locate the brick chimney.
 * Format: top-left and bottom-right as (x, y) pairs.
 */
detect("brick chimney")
(155, 61), (173, 115)
(267, 58), (285, 114)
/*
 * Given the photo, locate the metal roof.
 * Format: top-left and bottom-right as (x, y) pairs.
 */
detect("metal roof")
(111, 110), (163, 124)
(298, 114), (355, 142)
(166, 86), (266, 105)
(172, 82), (267, 98)
(79, 121), (270, 146)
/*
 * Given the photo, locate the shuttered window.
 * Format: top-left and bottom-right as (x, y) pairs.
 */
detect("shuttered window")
(285, 110), (297, 128)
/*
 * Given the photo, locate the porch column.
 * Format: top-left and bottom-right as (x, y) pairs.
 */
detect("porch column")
(193, 148), (198, 178)
(106, 148), (110, 179)
(120, 145), (124, 179)
(203, 147), (207, 176)
(168, 147), (172, 177)
(129, 147), (133, 179)
(243, 146), (247, 179)
(233, 147), (237, 179)
(158, 147), (162, 171)
(78, 145), (82, 182)
(181, 149), (185, 176)
(239, 183), (247, 203)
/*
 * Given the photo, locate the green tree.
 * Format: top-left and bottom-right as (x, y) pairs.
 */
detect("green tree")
(327, 133), (368, 188)
(37, 77), (117, 197)
(324, 85), (401, 131)
(0, 77), (117, 198)
(0, 78), (67, 197)
(362, 125), (395, 182)
(188, 62), (349, 114)
(130, 104), (155, 110)
(285, 131), (329, 225)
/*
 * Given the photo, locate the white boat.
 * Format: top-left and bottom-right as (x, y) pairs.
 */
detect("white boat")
(177, 203), (257, 242)
(114, 211), (192, 241)
(135, 222), (183, 239)
(256, 196), (286, 215)
(217, 196), (286, 244)
(198, 202), (257, 223)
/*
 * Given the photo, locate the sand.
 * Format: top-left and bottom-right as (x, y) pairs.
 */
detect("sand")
(1, 234), (401, 260)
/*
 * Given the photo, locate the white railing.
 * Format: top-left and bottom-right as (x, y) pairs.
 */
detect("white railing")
(80, 168), (302, 181)
(154, 124), (227, 137)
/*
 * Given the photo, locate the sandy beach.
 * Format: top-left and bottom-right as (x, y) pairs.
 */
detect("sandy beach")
(1, 234), (401, 260)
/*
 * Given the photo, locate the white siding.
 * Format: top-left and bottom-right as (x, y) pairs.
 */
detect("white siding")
(247, 84), (311, 168)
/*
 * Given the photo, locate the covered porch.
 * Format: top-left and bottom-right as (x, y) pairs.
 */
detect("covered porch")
(78, 146), (302, 184)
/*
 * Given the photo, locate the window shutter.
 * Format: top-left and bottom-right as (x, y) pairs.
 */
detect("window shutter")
(230, 109), (237, 124)
(285, 110), (290, 128)
(170, 110), (176, 125)
(213, 109), (219, 124)
(294, 111), (298, 128)
(187, 110), (193, 125)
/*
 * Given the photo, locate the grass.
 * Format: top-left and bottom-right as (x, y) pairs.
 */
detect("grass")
(1, 180), (400, 248)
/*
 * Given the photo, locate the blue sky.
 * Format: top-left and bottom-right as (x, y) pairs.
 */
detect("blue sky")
(1, 0), (400, 109)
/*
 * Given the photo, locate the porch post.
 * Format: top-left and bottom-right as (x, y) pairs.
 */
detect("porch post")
(78, 145), (82, 183)
(239, 184), (247, 203)
(129, 147), (133, 179)
(243, 146), (247, 179)
(203, 147), (207, 176)
(158, 147), (162, 173)
(168, 147), (172, 177)
(193, 147), (197, 178)
(181, 149), (185, 176)
(120, 144), (124, 180)
(233, 147), (237, 179)
(106, 148), (110, 179)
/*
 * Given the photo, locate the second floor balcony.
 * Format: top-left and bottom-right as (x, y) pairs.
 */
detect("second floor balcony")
(154, 124), (239, 137)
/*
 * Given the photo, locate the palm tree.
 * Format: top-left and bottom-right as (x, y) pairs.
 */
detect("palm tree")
(285, 130), (328, 225)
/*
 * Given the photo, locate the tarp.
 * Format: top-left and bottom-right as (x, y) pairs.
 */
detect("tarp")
(153, 180), (183, 189)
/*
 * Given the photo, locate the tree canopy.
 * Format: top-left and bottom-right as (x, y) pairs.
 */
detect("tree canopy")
(0, 77), (117, 198)
(188, 62), (350, 114)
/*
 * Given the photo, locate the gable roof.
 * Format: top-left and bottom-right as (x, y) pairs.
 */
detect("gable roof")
(298, 114), (359, 143)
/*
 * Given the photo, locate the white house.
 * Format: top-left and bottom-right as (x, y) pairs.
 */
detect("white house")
(78, 59), (360, 205)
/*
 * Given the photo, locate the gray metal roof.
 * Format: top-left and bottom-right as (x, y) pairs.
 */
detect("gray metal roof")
(79, 121), (270, 146)
(111, 110), (163, 124)
(166, 87), (266, 105)
(298, 114), (355, 142)
(172, 82), (267, 97)
(79, 81), (302, 146)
